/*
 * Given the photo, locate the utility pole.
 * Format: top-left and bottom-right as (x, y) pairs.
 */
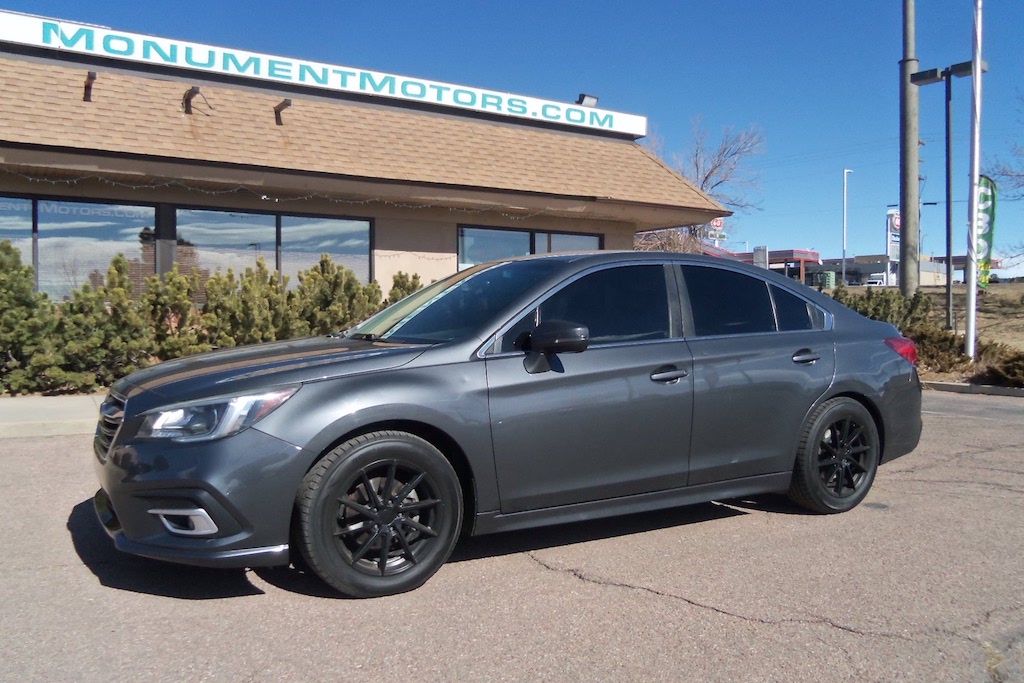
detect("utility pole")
(899, 0), (921, 296)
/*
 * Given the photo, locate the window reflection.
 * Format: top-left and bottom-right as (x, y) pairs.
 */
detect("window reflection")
(459, 226), (600, 269)
(281, 215), (370, 284)
(176, 209), (276, 287)
(4, 199), (157, 301)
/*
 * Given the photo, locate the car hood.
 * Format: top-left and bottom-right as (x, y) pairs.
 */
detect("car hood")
(112, 336), (428, 412)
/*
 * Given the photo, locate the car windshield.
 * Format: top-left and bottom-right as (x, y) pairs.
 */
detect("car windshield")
(347, 260), (563, 344)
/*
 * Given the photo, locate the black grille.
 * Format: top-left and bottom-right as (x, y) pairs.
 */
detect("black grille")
(94, 392), (125, 460)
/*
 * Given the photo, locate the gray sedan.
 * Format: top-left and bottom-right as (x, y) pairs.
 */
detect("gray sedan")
(92, 252), (921, 597)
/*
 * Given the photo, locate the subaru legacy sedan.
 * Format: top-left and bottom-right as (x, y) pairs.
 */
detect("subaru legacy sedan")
(93, 252), (921, 597)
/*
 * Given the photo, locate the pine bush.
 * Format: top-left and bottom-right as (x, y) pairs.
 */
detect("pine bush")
(0, 241), (58, 393)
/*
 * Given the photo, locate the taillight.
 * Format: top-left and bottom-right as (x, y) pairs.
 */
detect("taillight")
(885, 337), (918, 366)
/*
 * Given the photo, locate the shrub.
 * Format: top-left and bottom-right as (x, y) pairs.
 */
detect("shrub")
(0, 241), (58, 394)
(977, 352), (1024, 388)
(35, 255), (154, 392)
(291, 255), (384, 336)
(386, 271), (423, 305)
(143, 265), (212, 360)
(1, 249), (419, 394)
(832, 285), (931, 331)
(201, 259), (297, 346)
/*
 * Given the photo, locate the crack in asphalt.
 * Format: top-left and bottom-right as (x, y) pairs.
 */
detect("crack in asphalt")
(885, 445), (1013, 476)
(889, 478), (1024, 496)
(525, 551), (914, 642)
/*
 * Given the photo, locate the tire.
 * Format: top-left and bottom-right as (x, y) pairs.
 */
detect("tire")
(297, 430), (463, 597)
(788, 397), (880, 514)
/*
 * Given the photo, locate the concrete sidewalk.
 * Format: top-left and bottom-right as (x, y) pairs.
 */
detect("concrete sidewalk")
(0, 393), (106, 438)
(1, 381), (1021, 439)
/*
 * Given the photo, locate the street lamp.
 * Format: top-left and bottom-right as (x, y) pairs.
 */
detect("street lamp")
(842, 169), (852, 285)
(911, 59), (987, 329)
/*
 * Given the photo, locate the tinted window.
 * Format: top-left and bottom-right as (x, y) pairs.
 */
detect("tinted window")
(771, 284), (819, 331)
(353, 260), (562, 343)
(683, 266), (775, 337)
(498, 264), (670, 352)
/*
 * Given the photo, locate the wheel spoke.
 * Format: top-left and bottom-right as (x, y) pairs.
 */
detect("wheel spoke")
(839, 419), (854, 445)
(382, 461), (397, 502)
(335, 519), (374, 538)
(831, 467), (845, 494)
(393, 525), (417, 564)
(399, 516), (438, 538)
(350, 527), (385, 564)
(393, 472), (426, 504)
(377, 527), (393, 575)
(339, 496), (377, 520)
(845, 457), (868, 474)
(399, 498), (440, 514)
(360, 470), (384, 509)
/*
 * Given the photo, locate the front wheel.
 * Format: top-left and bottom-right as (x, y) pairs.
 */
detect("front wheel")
(297, 431), (463, 597)
(788, 398), (880, 514)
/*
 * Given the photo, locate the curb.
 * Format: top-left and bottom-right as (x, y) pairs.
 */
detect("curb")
(922, 381), (1024, 398)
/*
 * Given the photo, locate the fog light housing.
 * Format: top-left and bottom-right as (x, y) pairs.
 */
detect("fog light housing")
(148, 507), (219, 536)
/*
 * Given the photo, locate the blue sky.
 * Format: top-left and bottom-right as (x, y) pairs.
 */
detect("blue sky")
(5, 0), (1023, 274)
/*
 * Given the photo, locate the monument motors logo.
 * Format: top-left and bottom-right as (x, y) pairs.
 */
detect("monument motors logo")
(0, 10), (647, 137)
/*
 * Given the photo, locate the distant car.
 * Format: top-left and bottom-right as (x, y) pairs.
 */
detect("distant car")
(92, 252), (922, 597)
(866, 278), (885, 286)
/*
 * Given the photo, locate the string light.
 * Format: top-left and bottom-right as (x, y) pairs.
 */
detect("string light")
(0, 167), (548, 222)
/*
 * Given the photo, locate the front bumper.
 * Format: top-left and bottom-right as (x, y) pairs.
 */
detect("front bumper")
(93, 422), (310, 569)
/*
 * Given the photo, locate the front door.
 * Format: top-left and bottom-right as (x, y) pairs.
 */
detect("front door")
(485, 263), (694, 514)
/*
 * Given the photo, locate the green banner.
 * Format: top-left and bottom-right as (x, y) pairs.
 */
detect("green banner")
(976, 175), (997, 289)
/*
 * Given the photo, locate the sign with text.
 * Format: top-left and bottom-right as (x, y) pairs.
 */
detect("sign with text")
(0, 10), (648, 137)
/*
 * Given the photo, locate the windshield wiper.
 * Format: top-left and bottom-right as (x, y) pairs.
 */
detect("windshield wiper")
(347, 332), (381, 341)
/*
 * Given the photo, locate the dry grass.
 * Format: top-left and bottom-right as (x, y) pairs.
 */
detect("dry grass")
(918, 281), (1024, 352)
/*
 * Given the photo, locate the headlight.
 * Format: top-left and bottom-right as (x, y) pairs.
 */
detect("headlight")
(138, 387), (299, 442)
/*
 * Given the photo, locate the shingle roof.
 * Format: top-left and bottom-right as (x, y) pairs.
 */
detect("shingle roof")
(0, 55), (726, 221)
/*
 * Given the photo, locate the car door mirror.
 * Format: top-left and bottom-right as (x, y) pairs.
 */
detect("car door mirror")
(529, 320), (589, 355)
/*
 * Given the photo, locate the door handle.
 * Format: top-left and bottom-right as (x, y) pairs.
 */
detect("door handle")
(650, 366), (690, 383)
(792, 349), (821, 364)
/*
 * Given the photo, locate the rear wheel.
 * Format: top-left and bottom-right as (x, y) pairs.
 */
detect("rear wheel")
(297, 431), (462, 597)
(788, 398), (880, 514)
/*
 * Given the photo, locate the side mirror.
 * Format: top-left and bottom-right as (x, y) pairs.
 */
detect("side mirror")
(529, 320), (589, 355)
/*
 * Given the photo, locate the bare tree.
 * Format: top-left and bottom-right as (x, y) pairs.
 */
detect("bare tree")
(676, 116), (765, 213)
(989, 95), (1024, 202)
(988, 97), (1024, 261)
(637, 117), (764, 252)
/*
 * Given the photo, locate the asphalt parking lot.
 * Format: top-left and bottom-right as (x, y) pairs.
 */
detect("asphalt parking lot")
(1, 391), (1021, 682)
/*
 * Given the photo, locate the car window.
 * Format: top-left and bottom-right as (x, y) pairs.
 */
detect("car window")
(496, 264), (671, 352)
(682, 265), (776, 337)
(771, 284), (823, 331)
(351, 260), (563, 343)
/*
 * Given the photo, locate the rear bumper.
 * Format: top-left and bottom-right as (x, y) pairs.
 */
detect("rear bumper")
(879, 372), (923, 464)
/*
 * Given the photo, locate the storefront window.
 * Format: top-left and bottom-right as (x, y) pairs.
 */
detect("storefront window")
(0, 196), (32, 267)
(458, 227), (530, 269)
(281, 216), (371, 284)
(35, 200), (155, 301)
(535, 232), (601, 254)
(176, 209), (276, 285)
(458, 226), (601, 269)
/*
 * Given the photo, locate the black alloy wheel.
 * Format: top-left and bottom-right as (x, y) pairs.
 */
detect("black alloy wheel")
(297, 431), (463, 597)
(788, 397), (880, 514)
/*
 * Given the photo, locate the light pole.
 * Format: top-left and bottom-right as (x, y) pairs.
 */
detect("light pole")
(842, 169), (852, 285)
(911, 59), (986, 329)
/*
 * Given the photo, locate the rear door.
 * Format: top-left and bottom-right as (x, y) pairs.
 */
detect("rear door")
(679, 264), (836, 485)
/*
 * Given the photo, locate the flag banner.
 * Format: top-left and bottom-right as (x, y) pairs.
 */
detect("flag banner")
(976, 175), (996, 288)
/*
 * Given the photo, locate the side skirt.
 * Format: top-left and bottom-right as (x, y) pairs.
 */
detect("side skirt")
(472, 472), (792, 536)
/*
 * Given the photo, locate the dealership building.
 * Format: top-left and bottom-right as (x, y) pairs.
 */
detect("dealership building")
(0, 11), (726, 301)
